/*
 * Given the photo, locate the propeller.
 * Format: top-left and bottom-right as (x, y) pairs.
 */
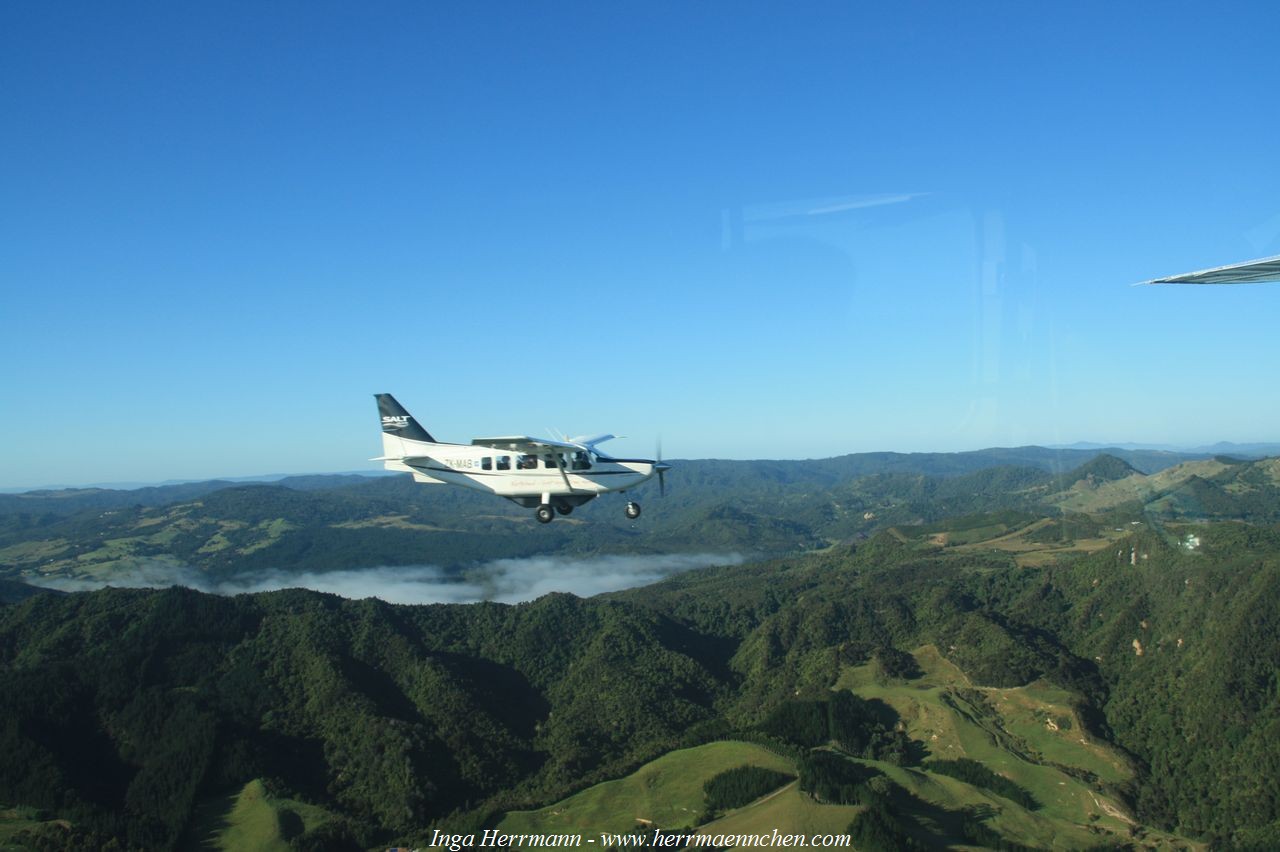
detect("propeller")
(655, 437), (670, 497)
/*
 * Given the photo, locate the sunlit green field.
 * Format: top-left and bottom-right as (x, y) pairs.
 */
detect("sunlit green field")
(184, 779), (338, 851)
(836, 646), (1196, 849)
(500, 741), (795, 835)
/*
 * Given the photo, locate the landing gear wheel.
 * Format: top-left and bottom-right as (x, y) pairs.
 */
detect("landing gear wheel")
(625, 502), (641, 520)
(535, 504), (555, 524)
(555, 504), (573, 516)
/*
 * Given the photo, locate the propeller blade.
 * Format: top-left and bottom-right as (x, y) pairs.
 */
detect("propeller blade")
(654, 441), (671, 498)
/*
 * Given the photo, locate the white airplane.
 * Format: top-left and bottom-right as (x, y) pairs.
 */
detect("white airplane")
(373, 393), (670, 524)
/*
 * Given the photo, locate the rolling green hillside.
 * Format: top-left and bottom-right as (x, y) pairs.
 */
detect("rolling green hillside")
(496, 648), (1196, 850)
(1047, 455), (1280, 522)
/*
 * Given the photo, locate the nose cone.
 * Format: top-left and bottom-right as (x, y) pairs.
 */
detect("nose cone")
(655, 462), (672, 473)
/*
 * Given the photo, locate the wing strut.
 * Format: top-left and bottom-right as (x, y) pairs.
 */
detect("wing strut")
(550, 451), (575, 493)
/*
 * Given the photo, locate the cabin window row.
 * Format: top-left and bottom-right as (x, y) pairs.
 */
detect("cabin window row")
(478, 452), (592, 471)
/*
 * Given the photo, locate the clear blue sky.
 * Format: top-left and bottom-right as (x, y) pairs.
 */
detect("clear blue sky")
(3, 1), (1279, 489)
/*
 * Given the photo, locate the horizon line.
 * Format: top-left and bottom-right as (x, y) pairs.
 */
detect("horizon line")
(6, 441), (1280, 494)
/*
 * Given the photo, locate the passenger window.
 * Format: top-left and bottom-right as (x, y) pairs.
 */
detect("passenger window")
(543, 454), (561, 469)
(481, 457), (492, 471)
(497, 455), (511, 471)
(572, 451), (592, 471)
(517, 454), (536, 470)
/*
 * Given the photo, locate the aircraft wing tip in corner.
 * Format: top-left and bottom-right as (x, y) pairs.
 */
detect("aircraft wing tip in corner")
(1139, 254), (1280, 286)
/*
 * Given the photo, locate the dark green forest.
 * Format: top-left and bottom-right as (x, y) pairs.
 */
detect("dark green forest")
(701, 765), (794, 819)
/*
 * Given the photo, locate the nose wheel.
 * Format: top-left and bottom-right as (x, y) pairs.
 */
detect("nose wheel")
(625, 501), (641, 520)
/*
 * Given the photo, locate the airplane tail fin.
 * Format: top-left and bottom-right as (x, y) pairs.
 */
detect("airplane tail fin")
(375, 394), (437, 461)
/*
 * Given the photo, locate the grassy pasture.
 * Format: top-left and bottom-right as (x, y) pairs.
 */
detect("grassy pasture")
(0, 806), (72, 851)
(184, 779), (337, 851)
(837, 646), (1198, 850)
(897, 514), (1129, 568)
(694, 783), (859, 841)
(500, 741), (795, 835)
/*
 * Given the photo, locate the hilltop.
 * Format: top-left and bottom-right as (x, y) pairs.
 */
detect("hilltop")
(1059, 452), (1141, 485)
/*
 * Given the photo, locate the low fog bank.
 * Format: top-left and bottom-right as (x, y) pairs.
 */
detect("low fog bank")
(26, 552), (746, 605)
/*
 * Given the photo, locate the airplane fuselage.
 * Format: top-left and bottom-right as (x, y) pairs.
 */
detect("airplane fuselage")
(385, 442), (659, 507)
(374, 393), (667, 520)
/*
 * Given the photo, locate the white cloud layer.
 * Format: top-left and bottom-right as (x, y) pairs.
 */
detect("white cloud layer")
(27, 552), (745, 605)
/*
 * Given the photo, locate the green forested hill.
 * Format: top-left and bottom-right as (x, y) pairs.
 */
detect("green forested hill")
(0, 587), (731, 849)
(3, 514), (1280, 848)
(1054, 452), (1142, 488)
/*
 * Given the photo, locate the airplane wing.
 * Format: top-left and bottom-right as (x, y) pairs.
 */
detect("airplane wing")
(569, 433), (616, 447)
(470, 436), (582, 452)
(471, 436), (583, 492)
(1138, 254), (1280, 285)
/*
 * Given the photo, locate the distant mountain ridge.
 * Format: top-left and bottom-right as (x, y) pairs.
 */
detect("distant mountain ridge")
(0, 470), (392, 495)
(0, 445), (1220, 510)
(10, 442), (1269, 495)
(1052, 440), (1280, 455)
(4, 448), (1279, 589)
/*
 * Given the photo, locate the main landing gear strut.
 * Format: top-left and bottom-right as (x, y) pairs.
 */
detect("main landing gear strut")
(534, 500), (643, 523)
